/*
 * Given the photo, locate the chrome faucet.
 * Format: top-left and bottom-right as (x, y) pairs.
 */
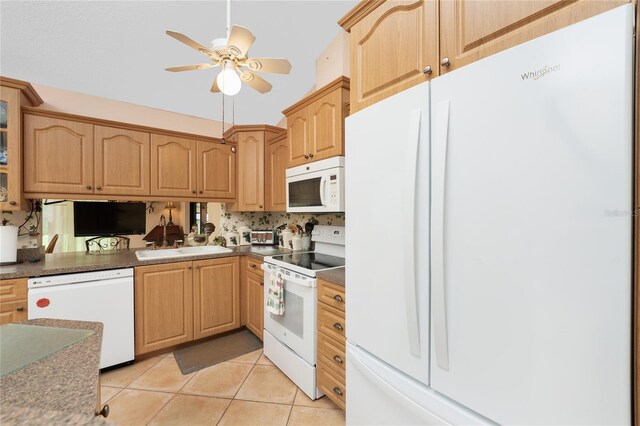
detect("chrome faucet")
(160, 215), (168, 247)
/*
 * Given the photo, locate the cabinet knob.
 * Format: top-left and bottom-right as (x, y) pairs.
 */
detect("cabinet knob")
(231, 146), (236, 153)
(304, 154), (309, 159)
(333, 322), (344, 331)
(423, 65), (433, 74)
(9, 201), (16, 206)
(16, 306), (24, 312)
(333, 355), (343, 364)
(333, 294), (344, 303)
(187, 266), (192, 270)
(86, 185), (92, 190)
(258, 205), (263, 209)
(199, 190), (203, 194)
(96, 185), (102, 190)
(333, 387), (343, 397)
(260, 281), (264, 286)
(251, 264), (257, 269)
(195, 265), (199, 269)
(308, 153), (314, 158)
(440, 57), (451, 67)
(192, 190), (197, 194)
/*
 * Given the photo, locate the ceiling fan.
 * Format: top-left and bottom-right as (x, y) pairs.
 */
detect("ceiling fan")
(164, 0), (291, 96)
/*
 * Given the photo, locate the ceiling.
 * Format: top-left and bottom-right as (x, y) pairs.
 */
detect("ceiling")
(0, 0), (356, 127)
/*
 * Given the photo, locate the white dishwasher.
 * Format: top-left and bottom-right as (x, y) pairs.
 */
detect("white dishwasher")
(28, 268), (135, 369)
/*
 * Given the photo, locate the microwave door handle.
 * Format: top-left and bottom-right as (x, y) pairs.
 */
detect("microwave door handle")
(320, 176), (327, 206)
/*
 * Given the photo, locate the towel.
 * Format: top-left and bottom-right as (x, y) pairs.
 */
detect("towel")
(266, 269), (285, 315)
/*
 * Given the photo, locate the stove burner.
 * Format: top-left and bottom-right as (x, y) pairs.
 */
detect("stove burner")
(270, 252), (345, 271)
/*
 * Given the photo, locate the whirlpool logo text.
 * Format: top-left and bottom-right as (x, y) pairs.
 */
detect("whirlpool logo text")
(521, 64), (560, 81)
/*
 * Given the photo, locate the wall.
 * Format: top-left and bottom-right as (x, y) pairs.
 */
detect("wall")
(31, 83), (227, 138)
(217, 203), (345, 236)
(315, 31), (350, 88)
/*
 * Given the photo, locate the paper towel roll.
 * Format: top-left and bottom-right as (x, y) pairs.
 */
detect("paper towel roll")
(0, 226), (18, 263)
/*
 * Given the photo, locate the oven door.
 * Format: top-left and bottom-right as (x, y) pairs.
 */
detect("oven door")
(263, 263), (317, 364)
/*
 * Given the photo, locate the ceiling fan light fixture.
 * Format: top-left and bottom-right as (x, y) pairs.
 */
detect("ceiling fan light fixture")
(216, 67), (241, 96)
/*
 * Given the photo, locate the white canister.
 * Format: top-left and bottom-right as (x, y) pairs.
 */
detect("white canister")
(225, 231), (240, 247)
(291, 235), (302, 251)
(0, 225), (18, 263)
(238, 225), (252, 246)
(281, 230), (293, 249)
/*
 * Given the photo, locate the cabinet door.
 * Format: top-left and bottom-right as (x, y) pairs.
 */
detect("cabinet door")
(439, 0), (628, 73)
(264, 135), (288, 212)
(0, 278), (27, 325)
(0, 87), (23, 210)
(310, 88), (345, 162)
(349, 0), (438, 114)
(94, 125), (150, 196)
(151, 134), (197, 197)
(287, 108), (311, 167)
(134, 262), (194, 355)
(193, 257), (240, 339)
(197, 141), (236, 199)
(236, 132), (265, 211)
(23, 114), (94, 194)
(246, 271), (264, 340)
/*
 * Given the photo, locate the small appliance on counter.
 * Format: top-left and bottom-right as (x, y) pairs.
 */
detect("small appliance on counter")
(0, 225), (18, 264)
(224, 230), (239, 246)
(251, 229), (276, 245)
(238, 225), (252, 246)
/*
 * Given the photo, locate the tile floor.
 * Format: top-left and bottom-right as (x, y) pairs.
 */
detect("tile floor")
(100, 349), (345, 426)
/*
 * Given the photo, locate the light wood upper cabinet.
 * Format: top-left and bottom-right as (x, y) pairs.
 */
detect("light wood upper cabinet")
(237, 131), (265, 211)
(265, 132), (288, 212)
(134, 262), (194, 356)
(94, 125), (150, 196)
(283, 77), (349, 168)
(198, 141), (236, 199)
(24, 115), (94, 194)
(151, 134), (198, 197)
(438, 0), (629, 74)
(340, 0), (438, 114)
(193, 257), (240, 339)
(287, 109), (310, 167)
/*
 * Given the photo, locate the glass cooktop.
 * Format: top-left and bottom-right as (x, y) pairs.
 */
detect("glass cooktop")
(270, 252), (345, 271)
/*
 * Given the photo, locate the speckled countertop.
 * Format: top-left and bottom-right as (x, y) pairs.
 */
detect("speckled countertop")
(0, 319), (107, 425)
(316, 267), (345, 287)
(0, 246), (291, 280)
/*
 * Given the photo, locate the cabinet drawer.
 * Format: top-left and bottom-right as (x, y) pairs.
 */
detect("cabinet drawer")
(0, 278), (27, 302)
(0, 299), (28, 325)
(318, 330), (346, 378)
(318, 303), (345, 342)
(317, 362), (346, 410)
(317, 279), (345, 312)
(246, 257), (264, 274)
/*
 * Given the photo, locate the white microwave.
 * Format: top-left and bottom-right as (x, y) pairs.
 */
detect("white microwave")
(286, 156), (345, 213)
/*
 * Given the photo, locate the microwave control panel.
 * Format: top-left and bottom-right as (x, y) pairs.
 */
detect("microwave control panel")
(327, 174), (338, 205)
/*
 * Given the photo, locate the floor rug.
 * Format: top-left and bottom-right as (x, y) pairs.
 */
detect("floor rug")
(174, 329), (263, 375)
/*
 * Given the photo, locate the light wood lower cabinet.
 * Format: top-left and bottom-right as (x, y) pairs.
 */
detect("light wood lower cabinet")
(134, 262), (194, 355)
(193, 257), (240, 339)
(135, 257), (241, 355)
(316, 278), (346, 410)
(241, 257), (264, 340)
(0, 278), (28, 325)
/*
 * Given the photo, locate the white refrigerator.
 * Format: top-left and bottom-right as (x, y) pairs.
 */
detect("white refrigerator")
(345, 4), (634, 425)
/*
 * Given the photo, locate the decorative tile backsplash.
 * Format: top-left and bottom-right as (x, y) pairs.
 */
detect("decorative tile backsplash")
(218, 204), (345, 234)
(1, 209), (42, 249)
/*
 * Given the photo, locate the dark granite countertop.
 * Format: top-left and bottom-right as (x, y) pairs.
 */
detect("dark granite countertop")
(0, 246), (291, 280)
(317, 267), (345, 287)
(0, 319), (105, 424)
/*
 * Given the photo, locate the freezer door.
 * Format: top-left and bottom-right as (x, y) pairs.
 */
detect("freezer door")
(430, 5), (634, 425)
(346, 343), (492, 425)
(345, 82), (430, 384)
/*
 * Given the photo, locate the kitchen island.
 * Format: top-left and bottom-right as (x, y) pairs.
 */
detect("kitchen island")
(0, 318), (107, 425)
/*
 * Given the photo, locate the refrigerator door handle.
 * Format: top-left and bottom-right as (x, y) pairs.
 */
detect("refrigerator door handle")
(403, 109), (422, 358)
(432, 100), (450, 371)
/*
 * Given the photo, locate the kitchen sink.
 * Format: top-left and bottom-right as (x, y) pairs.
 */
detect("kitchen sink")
(135, 245), (233, 261)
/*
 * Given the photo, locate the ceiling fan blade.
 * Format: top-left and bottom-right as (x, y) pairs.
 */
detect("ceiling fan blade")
(166, 30), (217, 58)
(245, 58), (292, 74)
(227, 25), (255, 58)
(166, 64), (214, 72)
(240, 71), (272, 94)
(211, 78), (221, 93)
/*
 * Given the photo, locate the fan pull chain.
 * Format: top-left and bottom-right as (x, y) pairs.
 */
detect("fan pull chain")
(221, 91), (226, 144)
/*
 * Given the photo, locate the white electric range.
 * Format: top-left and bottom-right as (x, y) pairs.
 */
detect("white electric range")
(262, 225), (345, 399)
